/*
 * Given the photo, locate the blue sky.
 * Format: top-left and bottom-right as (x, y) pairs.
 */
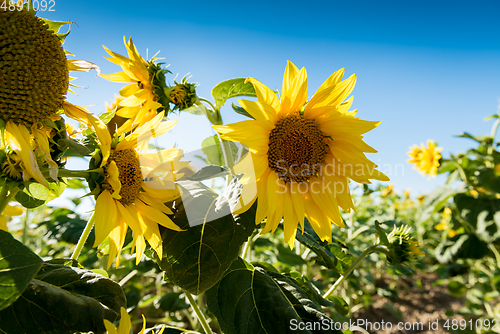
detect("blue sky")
(42, 0), (500, 198)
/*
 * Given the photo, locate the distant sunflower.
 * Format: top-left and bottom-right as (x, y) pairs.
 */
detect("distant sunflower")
(80, 106), (186, 268)
(408, 140), (442, 177)
(101, 37), (166, 135)
(213, 61), (388, 246)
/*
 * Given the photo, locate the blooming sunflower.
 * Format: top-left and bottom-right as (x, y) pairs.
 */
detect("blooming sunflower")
(82, 106), (186, 268)
(104, 307), (165, 334)
(407, 140), (442, 177)
(101, 37), (167, 135)
(0, 7), (97, 187)
(213, 61), (388, 246)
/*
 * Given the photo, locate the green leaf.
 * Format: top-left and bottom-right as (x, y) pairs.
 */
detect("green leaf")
(447, 280), (467, 297)
(417, 185), (461, 225)
(456, 132), (493, 146)
(99, 108), (116, 124)
(40, 18), (72, 43)
(375, 220), (390, 246)
(0, 230), (43, 311)
(212, 78), (256, 110)
(0, 262), (127, 334)
(15, 181), (67, 209)
(65, 178), (87, 189)
(157, 292), (189, 312)
(184, 165), (229, 181)
(285, 272), (334, 308)
(57, 138), (93, 157)
(200, 135), (240, 167)
(232, 102), (255, 120)
(454, 193), (500, 243)
(156, 178), (256, 294)
(435, 233), (490, 264)
(276, 244), (307, 267)
(295, 219), (355, 275)
(206, 258), (343, 334)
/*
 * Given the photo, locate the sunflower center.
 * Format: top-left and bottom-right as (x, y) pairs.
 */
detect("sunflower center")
(108, 149), (142, 205)
(0, 10), (69, 125)
(267, 114), (327, 183)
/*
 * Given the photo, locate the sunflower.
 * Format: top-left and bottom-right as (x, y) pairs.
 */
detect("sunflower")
(386, 225), (423, 264)
(0, 8), (98, 187)
(79, 106), (186, 268)
(213, 61), (388, 246)
(104, 307), (165, 334)
(407, 140), (442, 177)
(101, 37), (167, 135)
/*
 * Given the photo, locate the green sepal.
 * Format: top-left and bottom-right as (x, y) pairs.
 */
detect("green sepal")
(40, 18), (72, 43)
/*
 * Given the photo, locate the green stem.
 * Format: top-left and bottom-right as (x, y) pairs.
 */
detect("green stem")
(57, 168), (99, 179)
(453, 161), (468, 185)
(22, 210), (30, 245)
(240, 239), (251, 260)
(197, 100), (220, 125)
(220, 138), (235, 185)
(323, 244), (386, 299)
(71, 213), (95, 261)
(183, 289), (213, 334)
(0, 186), (20, 215)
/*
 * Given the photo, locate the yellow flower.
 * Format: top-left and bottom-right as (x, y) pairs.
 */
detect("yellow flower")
(381, 184), (394, 197)
(417, 194), (426, 204)
(404, 189), (410, 199)
(0, 9), (97, 187)
(408, 140), (442, 178)
(89, 110), (187, 268)
(104, 307), (164, 334)
(435, 207), (456, 237)
(101, 37), (163, 135)
(0, 204), (25, 231)
(213, 61), (388, 247)
(495, 163), (500, 176)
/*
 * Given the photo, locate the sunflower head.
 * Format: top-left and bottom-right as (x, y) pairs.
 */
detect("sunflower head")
(386, 225), (423, 264)
(381, 184), (394, 197)
(408, 140), (442, 178)
(213, 61), (389, 246)
(0, 9), (68, 125)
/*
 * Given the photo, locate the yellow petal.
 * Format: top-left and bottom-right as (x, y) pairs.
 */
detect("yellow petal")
(32, 128), (58, 182)
(134, 200), (182, 231)
(281, 66), (307, 116)
(245, 77), (280, 111)
(238, 99), (276, 130)
(282, 60), (300, 98)
(93, 191), (118, 247)
(318, 116), (381, 138)
(0, 216), (8, 232)
(106, 161), (122, 199)
(100, 71), (136, 83)
(103, 320), (118, 334)
(3, 204), (25, 216)
(5, 122), (48, 187)
(117, 307), (132, 334)
(213, 121), (269, 154)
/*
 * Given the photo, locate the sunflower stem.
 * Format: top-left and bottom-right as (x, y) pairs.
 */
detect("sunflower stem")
(70, 213), (95, 261)
(57, 168), (96, 179)
(220, 139), (235, 185)
(197, 100), (220, 125)
(323, 244), (386, 299)
(183, 289), (213, 334)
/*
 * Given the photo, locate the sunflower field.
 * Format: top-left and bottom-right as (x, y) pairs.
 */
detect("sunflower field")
(0, 2), (500, 334)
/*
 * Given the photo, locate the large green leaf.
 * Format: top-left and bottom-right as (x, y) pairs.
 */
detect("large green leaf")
(156, 178), (256, 295)
(295, 219), (355, 275)
(0, 230), (43, 311)
(0, 262), (127, 334)
(200, 135), (239, 166)
(435, 233), (490, 264)
(15, 181), (67, 209)
(212, 78), (256, 110)
(206, 258), (343, 334)
(454, 193), (500, 243)
(184, 165), (229, 181)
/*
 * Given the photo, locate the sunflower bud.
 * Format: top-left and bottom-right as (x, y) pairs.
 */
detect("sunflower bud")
(165, 77), (198, 111)
(386, 225), (423, 265)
